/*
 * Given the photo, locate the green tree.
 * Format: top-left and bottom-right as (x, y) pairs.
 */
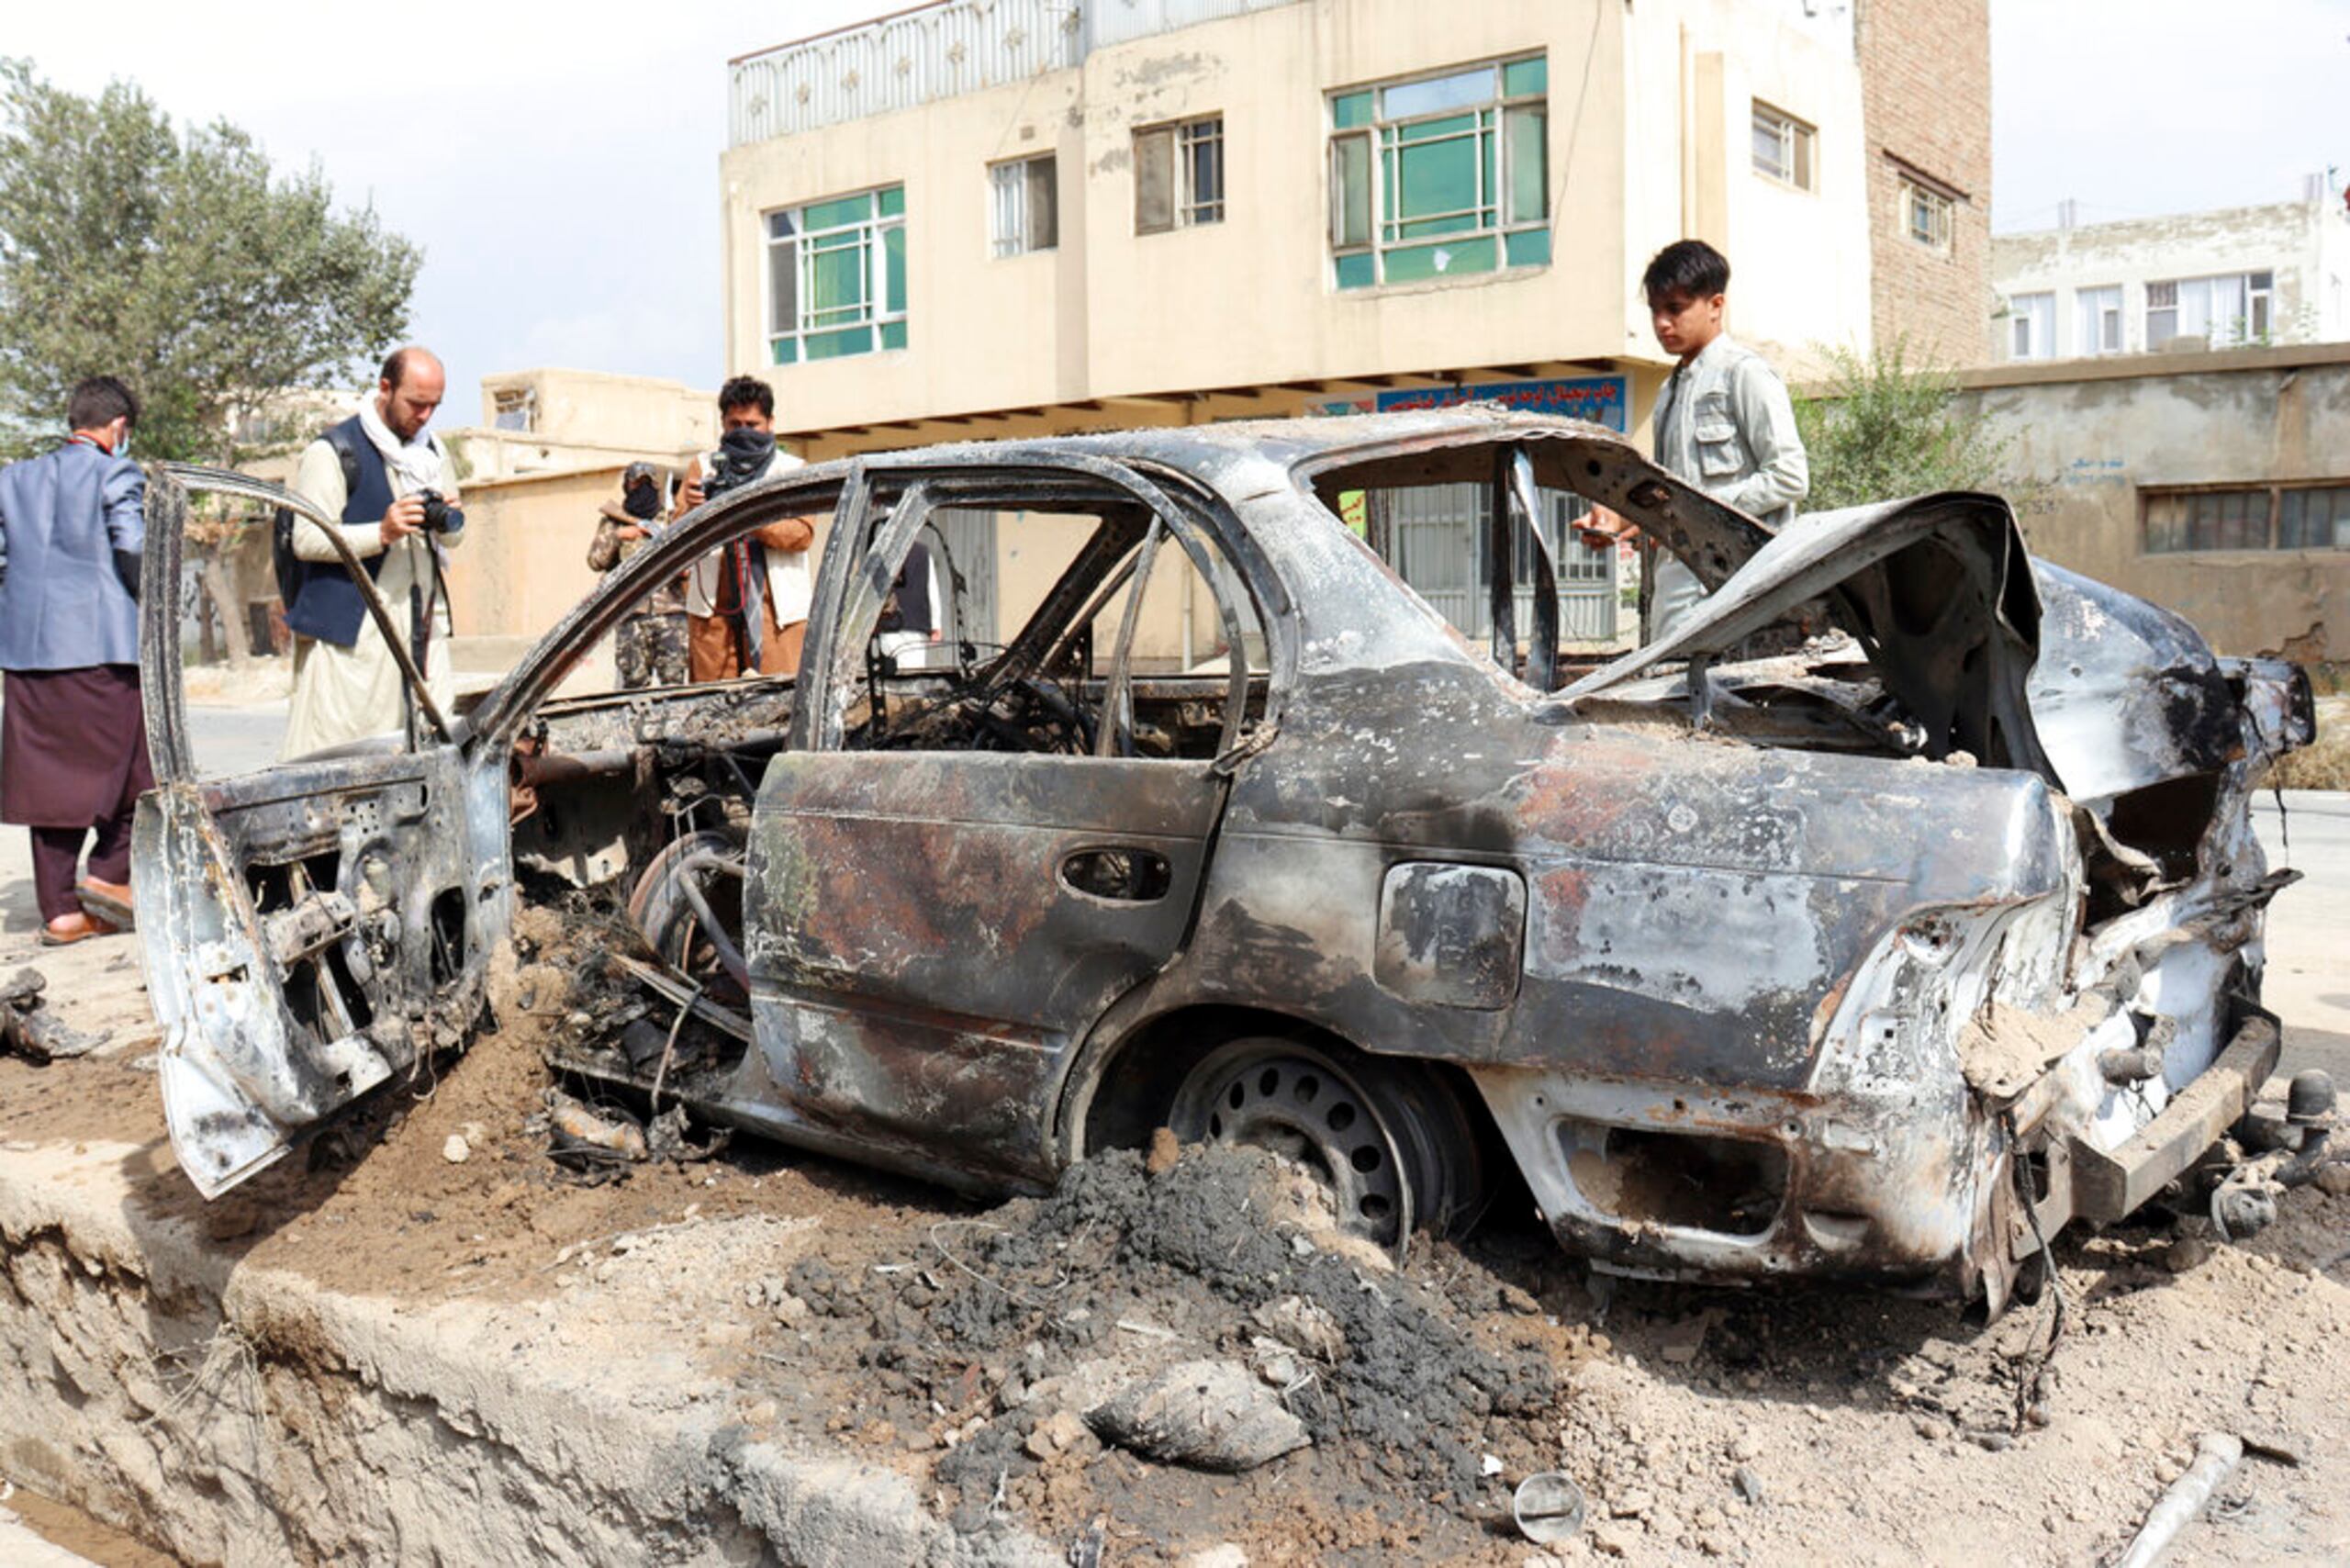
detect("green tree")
(1793, 340), (2012, 512)
(0, 59), (420, 661)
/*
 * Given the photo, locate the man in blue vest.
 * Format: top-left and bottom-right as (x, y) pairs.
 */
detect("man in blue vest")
(0, 375), (151, 946)
(280, 347), (464, 757)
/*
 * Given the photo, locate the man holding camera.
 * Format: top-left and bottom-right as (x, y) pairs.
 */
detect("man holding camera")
(281, 346), (464, 757)
(673, 376), (815, 681)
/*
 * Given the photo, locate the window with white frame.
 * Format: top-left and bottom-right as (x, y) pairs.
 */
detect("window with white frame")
(2008, 292), (2054, 361)
(1327, 54), (1550, 290)
(990, 155), (1058, 258)
(2146, 271), (2274, 349)
(765, 185), (906, 364)
(1136, 116), (1225, 233)
(1902, 177), (1953, 250)
(2076, 286), (2122, 355)
(1751, 102), (1815, 191)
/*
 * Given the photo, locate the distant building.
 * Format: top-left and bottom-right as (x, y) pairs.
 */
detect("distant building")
(715, 0), (1988, 647)
(1953, 342), (2350, 667)
(1991, 178), (2350, 365)
(440, 369), (715, 655)
(444, 368), (716, 481)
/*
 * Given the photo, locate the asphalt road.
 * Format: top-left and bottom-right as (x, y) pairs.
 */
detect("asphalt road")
(2255, 789), (2350, 1086)
(0, 702), (2343, 1087)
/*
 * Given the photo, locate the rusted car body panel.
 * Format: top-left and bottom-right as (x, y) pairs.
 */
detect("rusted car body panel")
(134, 410), (2311, 1308)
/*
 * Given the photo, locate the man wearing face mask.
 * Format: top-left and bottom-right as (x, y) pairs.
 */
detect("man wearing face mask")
(586, 462), (688, 689)
(279, 345), (465, 756)
(673, 376), (816, 681)
(0, 375), (152, 946)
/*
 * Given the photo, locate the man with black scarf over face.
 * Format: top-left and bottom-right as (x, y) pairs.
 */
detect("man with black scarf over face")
(585, 462), (688, 689)
(672, 376), (816, 680)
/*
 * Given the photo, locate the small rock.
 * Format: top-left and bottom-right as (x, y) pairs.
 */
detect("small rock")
(1088, 1360), (1310, 1472)
(1501, 1283), (1543, 1316)
(442, 1134), (471, 1164)
(1252, 1296), (1347, 1361)
(1025, 1409), (1091, 1461)
(1481, 1452), (1505, 1478)
(774, 1294), (812, 1327)
(1146, 1125), (1183, 1176)
(1590, 1521), (1640, 1558)
(1912, 1415), (1952, 1441)
(1180, 1547), (1248, 1568)
(2314, 1161), (2350, 1198)
(2164, 1235), (2216, 1272)
(1248, 1338), (1301, 1391)
(1973, 1430), (2015, 1452)
(1731, 1466), (1765, 1506)
(1611, 1490), (1654, 1518)
(1727, 1434), (1760, 1463)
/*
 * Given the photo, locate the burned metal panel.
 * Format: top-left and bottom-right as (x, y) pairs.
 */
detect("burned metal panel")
(2028, 563), (2243, 803)
(750, 998), (1060, 1187)
(1559, 493), (2051, 777)
(132, 745), (507, 1197)
(1153, 655), (2071, 1094)
(1374, 863), (1526, 1010)
(749, 748), (1220, 1029)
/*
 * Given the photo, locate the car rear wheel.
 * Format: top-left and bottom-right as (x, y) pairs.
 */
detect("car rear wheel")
(1165, 1035), (1482, 1250)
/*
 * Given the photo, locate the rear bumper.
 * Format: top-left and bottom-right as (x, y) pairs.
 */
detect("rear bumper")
(2061, 1010), (2279, 1225)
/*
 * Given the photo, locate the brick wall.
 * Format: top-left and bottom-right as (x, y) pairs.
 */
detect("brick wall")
(1856, 0), (1992, 364)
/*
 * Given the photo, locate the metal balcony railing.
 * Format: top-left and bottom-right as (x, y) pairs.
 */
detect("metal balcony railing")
(728, 0), (1302, 146)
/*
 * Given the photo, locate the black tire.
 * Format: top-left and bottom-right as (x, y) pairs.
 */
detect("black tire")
(1166, 1034), (1483, 1249)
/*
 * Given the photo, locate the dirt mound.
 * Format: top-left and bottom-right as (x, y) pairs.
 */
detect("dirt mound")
(757, 1142), (1588, 1552)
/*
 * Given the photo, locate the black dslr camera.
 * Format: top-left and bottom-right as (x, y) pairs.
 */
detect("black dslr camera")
(416, 487), (464, 534)
(700, 450), (766, 503)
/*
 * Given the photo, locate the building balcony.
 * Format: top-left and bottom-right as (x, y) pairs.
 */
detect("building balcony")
(728, 0), (1303, 146)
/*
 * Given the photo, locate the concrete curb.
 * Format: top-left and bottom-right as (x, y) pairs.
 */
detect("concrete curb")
(0, 1141), (1054, 1566)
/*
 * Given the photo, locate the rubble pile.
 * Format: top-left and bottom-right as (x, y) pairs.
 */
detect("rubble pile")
(763, 1140), (1570, 1542)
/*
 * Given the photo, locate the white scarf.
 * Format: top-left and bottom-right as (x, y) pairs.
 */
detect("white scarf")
(357, 395), (446, 497)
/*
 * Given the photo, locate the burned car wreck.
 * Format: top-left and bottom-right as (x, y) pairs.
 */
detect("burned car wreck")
(133, 409), (2315, 1314)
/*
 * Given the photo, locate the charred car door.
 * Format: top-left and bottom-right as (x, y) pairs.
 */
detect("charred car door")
(132, 466), (510, 1198)
(742, 458), (1260, 1187)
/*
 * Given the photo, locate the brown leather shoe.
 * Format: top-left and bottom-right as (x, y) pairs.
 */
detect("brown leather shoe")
(76, 878), (134, 930)
(39, 912), (118, 946)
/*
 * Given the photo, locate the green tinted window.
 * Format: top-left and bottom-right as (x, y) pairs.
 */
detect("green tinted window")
(766, 185), (907, 364)
(1326, 56), (1548, 289)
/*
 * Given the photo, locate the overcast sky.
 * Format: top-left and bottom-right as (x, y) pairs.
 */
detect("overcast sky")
(6, 1), (2342, 399)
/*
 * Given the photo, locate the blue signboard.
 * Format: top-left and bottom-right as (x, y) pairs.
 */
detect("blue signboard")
(1377, 375), (1628, 431)
(1310, 374), (1629, 433)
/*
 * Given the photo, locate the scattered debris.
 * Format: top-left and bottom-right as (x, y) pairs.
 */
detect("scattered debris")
(0, 969), (106, 1064)
(442, 1134), (471, 1165)
(545, 1088), (648, 1169)
(1086, 1360), (1311, 1473)
(1248, 1295), (1345, 1361)
(1513, 1471), (1588, 1545)
(2113, 1432), (2244, 1568)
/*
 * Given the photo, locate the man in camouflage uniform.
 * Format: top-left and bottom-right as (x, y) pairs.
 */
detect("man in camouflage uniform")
(587, 463), (688, 689)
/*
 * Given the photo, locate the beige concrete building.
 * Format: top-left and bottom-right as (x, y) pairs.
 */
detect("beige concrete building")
(1992, 181), (2350, 366)
(439, 369), (716, 650)
(1952, 342), (2350, 668)
(449, 368), (717, 481)
(712, 0), (1987, 656)
(717, 0), (1941, 453)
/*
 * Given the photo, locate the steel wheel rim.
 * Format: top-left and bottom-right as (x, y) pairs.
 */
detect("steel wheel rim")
(1169, 1040), (1415, 1247)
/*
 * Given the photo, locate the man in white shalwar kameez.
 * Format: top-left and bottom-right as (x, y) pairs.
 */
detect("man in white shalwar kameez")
(281, 348), (464, 758)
